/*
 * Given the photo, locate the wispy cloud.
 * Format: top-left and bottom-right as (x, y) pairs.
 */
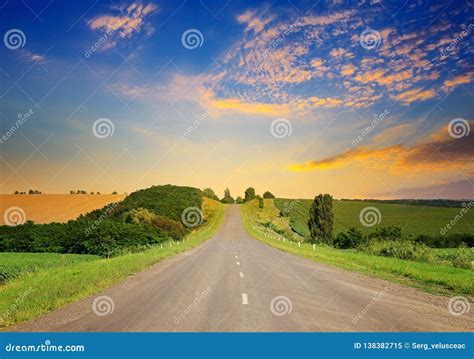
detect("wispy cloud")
(88, 2), (157, 48)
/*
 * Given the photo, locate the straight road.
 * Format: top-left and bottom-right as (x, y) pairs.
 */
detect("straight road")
(13, 205), (473, 331)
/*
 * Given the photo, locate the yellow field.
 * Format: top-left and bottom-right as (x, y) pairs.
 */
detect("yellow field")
(0, 194), (126, 225)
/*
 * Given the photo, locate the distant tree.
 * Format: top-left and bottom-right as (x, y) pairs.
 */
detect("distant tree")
(14, 191), (19, 194)
(28, 189), (34, 194)
(308, 194), (334, 244)
(90, 191), (95, 195)
(236, 196), (244, 204)
(244, 187), (256, 202)
(221, 188), (235, 204)
(112, 191), (118, 195)
(263, 191), (275, 199)
(203, 188), (219, 201)
(97, 192), (101, 195)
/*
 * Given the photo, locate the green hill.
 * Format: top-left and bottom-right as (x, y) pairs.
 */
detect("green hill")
(274, 199), (474, 238)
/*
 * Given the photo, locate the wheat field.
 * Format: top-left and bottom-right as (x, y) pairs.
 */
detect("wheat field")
(0, 194), (126, 225)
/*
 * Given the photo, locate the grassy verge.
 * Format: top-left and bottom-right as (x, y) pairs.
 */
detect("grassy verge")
(0, 253), (99, 283)
(241, 200), (473, 296)
(0, 198), (225, 329)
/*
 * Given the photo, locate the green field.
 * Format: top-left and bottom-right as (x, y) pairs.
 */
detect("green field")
(274, 199), (474, 237)
(0, 198), (225, 328)
(241, 200), (474, 296)
(0, 253), (98, 283)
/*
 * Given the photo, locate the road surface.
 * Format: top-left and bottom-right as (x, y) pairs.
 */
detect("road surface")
(13, 205), (473, 331)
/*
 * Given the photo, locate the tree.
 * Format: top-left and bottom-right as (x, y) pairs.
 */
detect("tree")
(308, 194), (334, 244)
(236, 196), (244, 204)
(203, 188), (219, 201)
(244, 187), (256, 202)
(112, 191), (118, 194)
(259, 197), (264, 209)
(263, 191), (275, 198)
(14, 191), (19, 194)
(221, 188), (235, 204)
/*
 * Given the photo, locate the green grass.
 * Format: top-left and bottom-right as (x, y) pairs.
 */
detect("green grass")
(0, 198), (225, 329)
(274, 198), (474, 237)
(0, 253), (98, 283)
(241, 200), (474, 296)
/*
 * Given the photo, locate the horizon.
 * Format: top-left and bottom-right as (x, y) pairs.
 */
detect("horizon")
(1, 0), (473, 200)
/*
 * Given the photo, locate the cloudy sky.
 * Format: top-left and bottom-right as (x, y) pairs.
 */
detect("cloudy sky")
(0, 0), (473, 199)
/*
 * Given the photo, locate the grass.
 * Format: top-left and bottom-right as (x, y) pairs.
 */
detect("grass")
(0, 198), (225, 329)
(274, 198), (474, 237)
(241, 200), (474, 296)
(0, 253), (99, 283)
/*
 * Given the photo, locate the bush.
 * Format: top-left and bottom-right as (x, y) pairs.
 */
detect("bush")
(414, 233), (473, 248)
(333, 227), (364, 249)
(124, 208), (186, 240)
(368, 226), (402, 241)
(236, 196), (244, 204)
(263, 191), (275, 199)
(364, 240), (433, 262)
(451, 246), (472, 269)
(259, 197), (264, 209)
(203, 188), (219, 201)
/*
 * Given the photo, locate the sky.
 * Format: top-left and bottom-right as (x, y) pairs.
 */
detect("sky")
(0, 0), (473, 199)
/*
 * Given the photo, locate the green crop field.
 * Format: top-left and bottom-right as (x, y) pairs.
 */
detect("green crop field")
(274, 199), (474, 237)
(0, 252), (98, 283)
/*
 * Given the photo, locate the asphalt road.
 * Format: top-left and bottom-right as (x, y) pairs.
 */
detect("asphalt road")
(13, 205), (473, 332)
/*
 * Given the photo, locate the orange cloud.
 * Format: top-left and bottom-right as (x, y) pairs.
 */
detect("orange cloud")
(392, 87), (437, 104)
(289, 121), (473, 172)
(88, 2), (157, 40)
(443, 72), (474, 90)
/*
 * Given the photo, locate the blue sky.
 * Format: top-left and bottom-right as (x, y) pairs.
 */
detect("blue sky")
(0, 0), (473, 199)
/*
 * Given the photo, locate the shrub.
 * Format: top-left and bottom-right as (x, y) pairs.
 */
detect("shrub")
(333, 227), (364, 249)
(236, 196), (244, 204)
(368, 226), (402, 241)
(308, 194), (334, 244)
(263, 191), (275, 199)
(259, 197), (264, 209)
(365, 240), (433, 262)
(203, 188), (219, 201)
(451, 246), (472, 269)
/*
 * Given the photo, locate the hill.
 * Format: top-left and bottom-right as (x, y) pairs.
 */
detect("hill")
(274, 199), (474, 238)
